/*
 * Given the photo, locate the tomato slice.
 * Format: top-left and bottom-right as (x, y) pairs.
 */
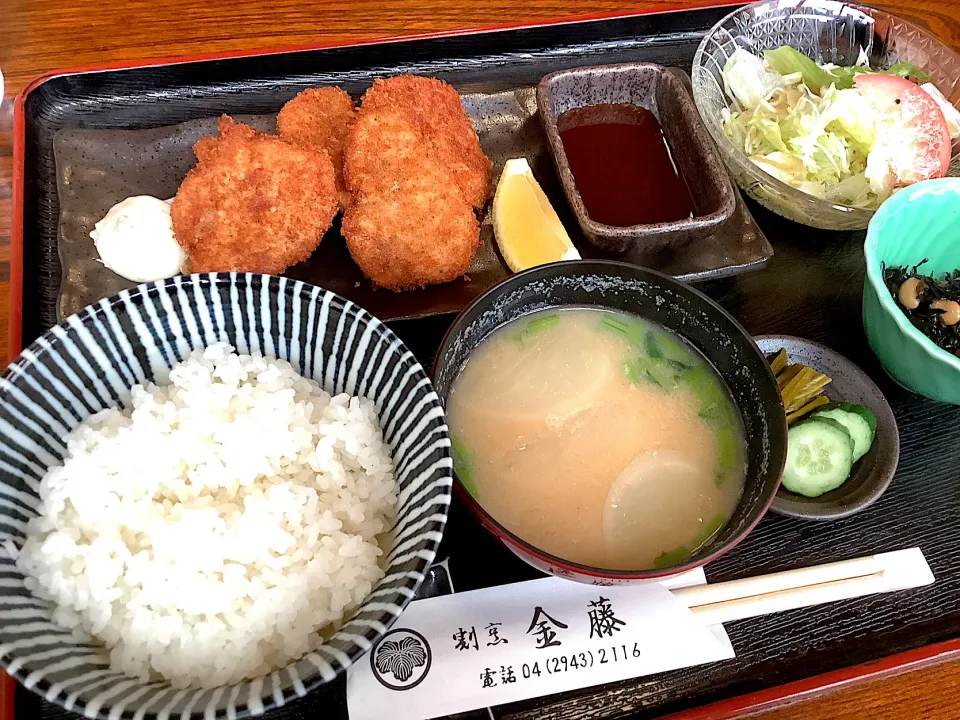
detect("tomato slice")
(855, 74), (951, 184)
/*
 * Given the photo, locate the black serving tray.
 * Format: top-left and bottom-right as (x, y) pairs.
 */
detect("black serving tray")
(13, 5), (960, 720)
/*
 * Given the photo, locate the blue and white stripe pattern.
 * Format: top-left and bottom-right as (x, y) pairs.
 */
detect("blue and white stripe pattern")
(0, 273), (452, 719)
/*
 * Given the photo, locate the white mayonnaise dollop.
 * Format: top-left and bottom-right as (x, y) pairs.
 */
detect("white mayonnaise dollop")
(91, 196), (187, 282)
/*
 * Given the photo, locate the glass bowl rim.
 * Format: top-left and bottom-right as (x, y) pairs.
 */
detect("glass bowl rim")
(691, 0), (960, 218)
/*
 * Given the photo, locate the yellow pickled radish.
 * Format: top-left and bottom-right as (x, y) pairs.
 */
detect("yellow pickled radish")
(492, 158), (580, 272)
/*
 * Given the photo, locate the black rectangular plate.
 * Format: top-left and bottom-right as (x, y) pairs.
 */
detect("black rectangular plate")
(16, 5), (960, 720)
(50, 86), (769, 324)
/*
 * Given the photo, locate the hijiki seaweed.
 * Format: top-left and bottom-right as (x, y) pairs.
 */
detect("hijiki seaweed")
(883, 259), (960, 357)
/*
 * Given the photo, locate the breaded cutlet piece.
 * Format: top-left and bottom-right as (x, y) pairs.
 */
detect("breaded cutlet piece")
(341, 107), (480, 290)
(171, 115), (337, 274)
(341, 170), (481, 291)
(342, 107), (425, 196)
(360, 75), (491, 208)
(277, 86), (357, 204)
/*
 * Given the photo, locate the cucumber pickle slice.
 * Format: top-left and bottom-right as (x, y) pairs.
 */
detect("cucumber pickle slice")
(813, 407), (874, 462)
(782, 418), (854, 498)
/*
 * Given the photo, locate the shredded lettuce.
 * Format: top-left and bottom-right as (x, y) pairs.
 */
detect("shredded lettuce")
(722, 48), (785, 110)
(719, 46), (944, 210)
(764, 47), (845, 92)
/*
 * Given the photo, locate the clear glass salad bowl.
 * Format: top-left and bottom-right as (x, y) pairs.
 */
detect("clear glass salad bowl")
(692, 0), (960, 230)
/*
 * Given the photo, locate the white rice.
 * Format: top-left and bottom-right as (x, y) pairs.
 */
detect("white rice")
(17, 343), (397, 688)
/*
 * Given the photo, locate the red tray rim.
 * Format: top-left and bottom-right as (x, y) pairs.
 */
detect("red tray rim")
(8, 2), (959, 718)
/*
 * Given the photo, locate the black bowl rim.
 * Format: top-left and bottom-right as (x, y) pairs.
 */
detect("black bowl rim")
(433, 259), (787, 579)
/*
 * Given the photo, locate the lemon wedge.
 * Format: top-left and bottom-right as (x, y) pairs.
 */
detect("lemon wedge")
(492, 158), (580, 272)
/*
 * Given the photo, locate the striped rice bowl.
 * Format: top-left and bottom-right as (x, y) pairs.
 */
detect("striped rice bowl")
(0, 274), (451, 718)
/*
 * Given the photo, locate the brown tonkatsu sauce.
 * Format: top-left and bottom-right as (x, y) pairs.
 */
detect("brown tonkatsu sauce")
(558, 103), (695, 227)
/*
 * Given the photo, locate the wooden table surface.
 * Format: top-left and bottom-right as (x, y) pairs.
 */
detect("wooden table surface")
(1, 0), (958, 718)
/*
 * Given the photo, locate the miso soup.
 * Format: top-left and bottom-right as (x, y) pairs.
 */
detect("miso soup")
(446, 307), (747, 571)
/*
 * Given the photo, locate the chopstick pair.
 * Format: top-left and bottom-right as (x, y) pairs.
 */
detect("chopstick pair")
(671, 548), (933, 625)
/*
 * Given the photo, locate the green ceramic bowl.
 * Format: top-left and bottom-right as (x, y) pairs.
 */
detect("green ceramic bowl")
(863, 178), (960, 404)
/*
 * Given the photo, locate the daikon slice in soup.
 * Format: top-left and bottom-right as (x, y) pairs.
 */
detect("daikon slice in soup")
(446, 307), (746, 571)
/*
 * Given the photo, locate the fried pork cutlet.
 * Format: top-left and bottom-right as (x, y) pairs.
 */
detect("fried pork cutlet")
(360, 75), (491, 207)
(277, 86), (357, 202)
(342, 171), (481, 291)
(341, 107), (480, 290)
(342, 107), (424, 196)
(171, 115), (337, 274)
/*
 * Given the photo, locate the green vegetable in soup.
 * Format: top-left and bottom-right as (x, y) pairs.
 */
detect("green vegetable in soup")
(605, 315), (701, 391)
(644, 331), (663, 360)
(623, 358), (657, 385)
(524, 314), (559, 336)
(679, 363), (742, 485)
(681, 365), (729, 420)
(600, 314), (646, 346)
(510, 313), (560, 343)
(646, 330), (696, 368)
(715, 426), (739, 486)
(646, 360), (679, 390)
(654, 546), (692, 570)
(624, 358), (648, 386)
(654, 513), (728, 569)
(450, 435), (478, 499)
(660, 339), (695, 367)
(624, 356), (678, 390)
(624, 358), (663, 387)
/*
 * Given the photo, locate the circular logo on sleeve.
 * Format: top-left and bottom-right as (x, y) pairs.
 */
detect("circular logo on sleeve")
(370, 628), (432, 691)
